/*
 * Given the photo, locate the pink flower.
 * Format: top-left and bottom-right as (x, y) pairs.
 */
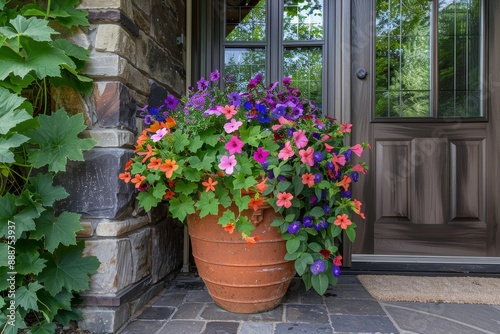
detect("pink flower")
(271, 116), (292, 131)
(218, 155), (237, 174)
(276, 192), (293, 208)
(350, 144), (363, 157)
(352, 163), (367, 174)
(204, 107), (221, 116)
(301, 173), (315, 187)
(293, 130), (308, 148)
(278, 141), (295, 160)
(253, 147), (269, 163)
(299, 147), (315, 166)
(331, 153), (346, 173)
(341, 123), (352, 133)
(220, 105), (237, 119)
(225, 136), (244, 155)
(151, 128), (168, 142)
(224, 118), (243, 133)
(334, 255), (343, 267)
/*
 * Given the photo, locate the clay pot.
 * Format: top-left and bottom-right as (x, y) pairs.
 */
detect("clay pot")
(187, 202), (295, 313)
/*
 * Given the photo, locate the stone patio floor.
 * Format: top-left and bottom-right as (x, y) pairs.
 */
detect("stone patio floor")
(118, 273), (500, 334)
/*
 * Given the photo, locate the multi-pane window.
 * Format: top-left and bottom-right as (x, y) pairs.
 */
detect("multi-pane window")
(223, 0), (327, 106)
(375, 0), (483, 118)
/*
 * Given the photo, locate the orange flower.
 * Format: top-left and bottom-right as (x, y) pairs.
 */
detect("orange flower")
(147, 118), (176, 133)
(163, 189), (175, 200)
(224, 223), (235, 234)
(243, 234), (261, 248)
(135, 130), (149, 149)
(159, 159), (179, 178)
(248, 197), (264, 211)
(168, 180), (176, 188)
(338, 175), (352, 192)
(255, 177), (268, 193)
(119, 172), (131, 183)
(352, 199), (366, 219)
(202, 177), (218, 192)
(301, 173), (315, 187)
(147, 157), (163, 170)
(137, 144), (153, 163)
(334, 214), (352, 230)
(124, 160), (133, 171)
(131, 174), (146, 188)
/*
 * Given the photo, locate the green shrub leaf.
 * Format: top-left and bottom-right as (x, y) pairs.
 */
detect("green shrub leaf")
(0, 87), (31, 135)
(27, 109), (96, 172)
(31, 210), (83, 253)
(0, 15), (57, 42)
(0, 133), (29, 163)
(16, 283), (43, 312)
(28, 173), (68, 206)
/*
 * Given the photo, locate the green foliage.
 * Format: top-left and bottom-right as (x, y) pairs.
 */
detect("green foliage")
(0, 1), (99, 332)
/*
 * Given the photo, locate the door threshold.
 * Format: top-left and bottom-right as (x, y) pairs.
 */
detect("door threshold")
(353, 254), (500, 265)
(347, 254), (500, 275)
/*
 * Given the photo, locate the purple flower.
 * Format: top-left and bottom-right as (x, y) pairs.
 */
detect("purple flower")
(319, 220), (328, 229)
(312, 132), (321, 140)
(344, 149), (352, 161)
(164, 94), (179, 109)
(257, 113), (270, 124)
(277, 175), (287, 182)
(326, 162), (334, 170)
(282, 77), (291, 87)
(243, 101), (253, 110)
(288, 221), (301, 234)
(314, 173), (322, 183)
(332, 265), (341, 278)
(310, 260), (326, 275)
(340, 190), (351, 198)
(210, 70), (220, 82)
(261, 161), (270, 170)
(322, 204), (330, 214)
(272, 105), (286, 118)
(227, 92), (241, 107)
(313, 152), (323, 163)
(254, 147), (269, 163)
(349, 172), (359, 182)
(144, 115), (152, 125)
(303, 216), (313, 228)
(314, 222), (322, 232)
(197, 77), (209, 91)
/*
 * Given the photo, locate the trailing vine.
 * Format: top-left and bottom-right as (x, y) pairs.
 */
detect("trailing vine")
(0, 1), (100, 333)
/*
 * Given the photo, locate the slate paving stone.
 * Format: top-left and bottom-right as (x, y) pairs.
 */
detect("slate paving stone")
(299, 290), (325, 305)
(330, 314), (399, 334)
(153, 292), (187, 307)
(326, 299), (387, 316)
(137, 306), (175, 320)
(384, 305), (494, 334)
(187, 290), (214, 302)
(200, 303), (284, 322)
(157, 320), (205, 334)
(172, 302), (207, 320)
(325, 285), (374, 300)
(285, 304), (330, 323)
(202, 321), (240, 334)
(275, 323), (334, 334)
(239, 321), (275, 334)
(119, 320), (166, 334)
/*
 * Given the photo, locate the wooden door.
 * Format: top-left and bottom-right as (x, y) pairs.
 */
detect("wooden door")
(350, 0), (500, 257)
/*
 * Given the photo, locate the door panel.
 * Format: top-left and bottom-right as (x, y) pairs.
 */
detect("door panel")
(350, 0), (499, 258)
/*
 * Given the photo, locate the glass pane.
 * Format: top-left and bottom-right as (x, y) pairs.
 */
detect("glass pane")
(438, 0), (482, 117)
(225, 48), (266, 92)
(283, 0), (323, 41)
(283, 47), (323, 105)
(226, 0), (266, 42)
(375, 0), (431, 118)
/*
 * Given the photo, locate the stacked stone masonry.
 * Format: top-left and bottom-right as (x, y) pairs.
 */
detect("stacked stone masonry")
(50, 0), (188, 332)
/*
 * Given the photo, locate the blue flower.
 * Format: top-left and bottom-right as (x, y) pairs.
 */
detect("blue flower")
(332, 265), (341, 278)
(257, 112), (270, 124)
(340, 190), (351, 198)
(314, 173), (322, 183)
(312, 132), (321, 140)
(302, 216), (313, 228)
(313, 151), (323, 163)
(322, 204), (330, 214)
(310, 260), (326, 275)
(288, 221), (301, 234)
(227, 92), (241, 107)
(244, 101), (253, 110)
(344, 149), (352, 161)
(348, 172), (359, 182)
(272, 105), (286, 118)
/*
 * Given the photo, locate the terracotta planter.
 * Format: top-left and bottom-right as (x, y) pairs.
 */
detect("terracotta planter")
(187, 203), (295, 313)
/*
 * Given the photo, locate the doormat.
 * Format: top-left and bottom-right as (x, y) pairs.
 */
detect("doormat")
(357, 275), (500, 305)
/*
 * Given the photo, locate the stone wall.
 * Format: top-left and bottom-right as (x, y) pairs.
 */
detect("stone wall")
(53, 0), (187, 332)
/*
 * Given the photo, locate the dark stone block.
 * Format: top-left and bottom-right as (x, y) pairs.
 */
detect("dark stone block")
(120, 320), (166, 334)
(148, 81), (168, 109)
(285, 304), (329, 323)
(55, 148), (135, 218)
(93, 82), (137, 131)
(137, 306), (175, 320)
(275, 323), (333, 334)
(202, 322), (240, 334)
(330, 314), (399, 334)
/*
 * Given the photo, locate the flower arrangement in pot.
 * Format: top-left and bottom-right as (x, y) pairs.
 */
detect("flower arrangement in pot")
(119, 70), (369, 299)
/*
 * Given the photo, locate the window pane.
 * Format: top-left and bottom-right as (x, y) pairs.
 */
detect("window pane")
(283, 0), (323, 41)
(226, 0), (266, 42)
(375, 0), (431, 118)
(225, 48), (266, 91)
(283, 47), (322, 105)
(438, 0), (482, 117)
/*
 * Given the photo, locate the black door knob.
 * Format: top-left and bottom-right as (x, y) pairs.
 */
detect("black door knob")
(356, 68), (368, 80)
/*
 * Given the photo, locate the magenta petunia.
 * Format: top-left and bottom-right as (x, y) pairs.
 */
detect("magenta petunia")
(253, 147), (269, 163)
(225, 136), (244, 155)
(293, 130), (308, 148)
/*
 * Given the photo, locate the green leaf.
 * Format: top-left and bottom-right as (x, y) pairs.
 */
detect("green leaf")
(232, 174), (257, 190)
(345, 226), (356, 242)
(233, 194), (250, 212)
(54, 309), (83, 327)
(36, 288), (73, 322)
(0, 16), (57, 42)
(0, 87), (31, 135)
(16, 282), (43, 311)
(0, 133), (29, 162)
(270, 217), (285, 227)
(28, 173), (68, 206)
(49, 67), (94, 96)
(311, 273), (329, 295)
(152, 183), (167, 200)
(16, 252), (47, 275)
(30, 210), (83, 253)
(27, 109), (96, 172)
(136, 189), (162, 212)
(38, 242), (100, 296)
(0, 194), (17, 238)
(295, 256), (308, 275)
(291, 175), (304, 196)
(308, 242), (323, 252)
(30, 322), (57, 334)
(188, 136), (203, 153)
(217, 210), (235, 227)
(195, 192), (219, 217)
(169, 194), (195, 221)
(52, 39), (90, 62)
(173, 131), (190, 152)
(235, 215), (255, 237)
(286, 238), (300, 254)
(277, 180), (291, 192)
(309, 206), (325, 218)
(174, 179), (198, 195)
